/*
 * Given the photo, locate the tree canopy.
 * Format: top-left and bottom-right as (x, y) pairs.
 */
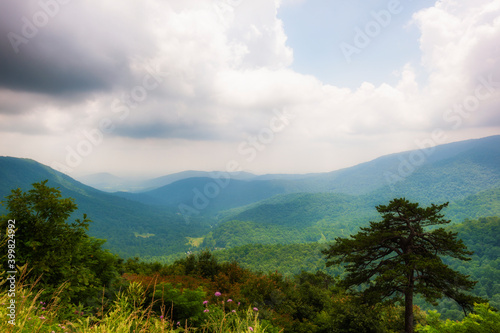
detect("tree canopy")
(323, 198), (485, 333)
(0, 180), (120, 303)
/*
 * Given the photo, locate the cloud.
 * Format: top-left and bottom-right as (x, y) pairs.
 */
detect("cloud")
(0, 0), (499, 175)
(412, 0), (500, 129)
(0, 1), (148, 96)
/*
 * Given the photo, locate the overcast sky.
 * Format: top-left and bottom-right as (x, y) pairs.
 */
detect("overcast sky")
(1, 0), (499, 178)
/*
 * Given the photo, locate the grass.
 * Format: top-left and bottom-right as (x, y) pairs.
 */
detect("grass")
(134, 233), (156, 239)
(186, 237), (204, 248)
(0, 270), (276, 333)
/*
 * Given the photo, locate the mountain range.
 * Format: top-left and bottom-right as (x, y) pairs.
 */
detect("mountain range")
(1, 135), (500, 259)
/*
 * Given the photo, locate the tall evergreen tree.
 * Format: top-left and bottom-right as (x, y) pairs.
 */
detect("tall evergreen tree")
(322, 198), (485, 333)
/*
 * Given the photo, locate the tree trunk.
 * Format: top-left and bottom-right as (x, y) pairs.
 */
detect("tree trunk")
(404, 280), (415, 333)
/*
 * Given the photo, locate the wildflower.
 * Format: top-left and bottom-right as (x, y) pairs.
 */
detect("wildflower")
(177, 321), (181, 326)
(227, 299), (233, 302)
(160, 315), (164, 320)
(203, 300), (209, 305)
(238, 302), (241, 306)
(215, 291), (221, 297)
(204, 309), (210, 313)
(253, 307), (258, 312)
(42, 307), (46, 310)
(232, 310), (236, 313)
(39, 316), (46, 320)
(248, 327), (254, 331)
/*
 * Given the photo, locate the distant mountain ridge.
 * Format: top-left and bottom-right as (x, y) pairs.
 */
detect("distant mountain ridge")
(1, 135), (500, 258)
(115, 135), (500, 214)
(76, 135), (500, 198)
(76, 170), (258, 192)
(0, 156), (209, 258)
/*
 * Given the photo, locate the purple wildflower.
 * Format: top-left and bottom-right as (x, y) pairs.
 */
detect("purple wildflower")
(248, 327), (254, 331)
(253, 307), (258, 312)
(204, 309), (210, 313)
(203, 300), (209, 305)
(227, 299), (233, 302)
(214, 291), (221, 297)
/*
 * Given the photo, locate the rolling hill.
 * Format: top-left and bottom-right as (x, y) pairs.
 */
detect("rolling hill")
(76, 170), (257, 192)
(0, 157), (210, 258)
(115, 176), (294, 215)
(117, 135), (500, 214)
(1, 135), (500, 259)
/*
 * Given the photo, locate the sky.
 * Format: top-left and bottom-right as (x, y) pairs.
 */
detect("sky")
(0, 0), (499, 178)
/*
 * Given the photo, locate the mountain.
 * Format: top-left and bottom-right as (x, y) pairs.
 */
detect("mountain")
(115, 176), (292, 215)
(196, 135), (500, 250)
(289, 134), (500, 195)
(75, 172), (137, 192)
(118, 135), (500, 214)
(0, 157), (209, 258)
(202, 185), (500, 251)
(1, 135), (499, 259)
(77, 170), (257, 192)
(138, 170), (257, 192)
(201, 192), (378, 249)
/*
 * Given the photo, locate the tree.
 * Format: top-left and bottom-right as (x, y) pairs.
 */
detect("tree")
(322, 198), (485, 333)
(0, 180), (120, 303)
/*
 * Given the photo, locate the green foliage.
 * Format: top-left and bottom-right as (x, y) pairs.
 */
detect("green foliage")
(0, 181), (121, 304)
(416, 303), (500, 332)
(446, 188), (500, 222)
(211, 217), (500, 322)
(416, 216), (500, 318)
(203, 193), (379, 251)
(0, 279), (189, 332)
(214, 243), (342, 277)
(0, 158), (212, 260)
(323, 198), (485, 332)
(149, 283), (206, 325)
(201, 301), (279, 333)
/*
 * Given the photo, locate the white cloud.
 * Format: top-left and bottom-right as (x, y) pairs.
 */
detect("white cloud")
(0, 0), (499, 176)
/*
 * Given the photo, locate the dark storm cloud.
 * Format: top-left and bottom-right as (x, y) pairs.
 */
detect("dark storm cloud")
(0, 0), (153, 96)
(113, 121), (230, 141)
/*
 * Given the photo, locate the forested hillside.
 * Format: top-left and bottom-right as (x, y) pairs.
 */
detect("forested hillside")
(211, 217), (500, 321)
(199, 187), (500, 252)
(1, 153), (499, 331)
(112, 135), (500, 213)
(0, 157), (210, 258)
(1, 136), (500, 261)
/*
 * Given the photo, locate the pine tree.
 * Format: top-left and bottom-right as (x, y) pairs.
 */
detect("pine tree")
(322, 198), (485, 333)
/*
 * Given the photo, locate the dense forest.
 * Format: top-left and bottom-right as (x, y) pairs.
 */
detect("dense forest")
(1, 182), (499, 332)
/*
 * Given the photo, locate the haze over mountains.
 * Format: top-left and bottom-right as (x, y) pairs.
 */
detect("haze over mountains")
(1, 135), (500, 259)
